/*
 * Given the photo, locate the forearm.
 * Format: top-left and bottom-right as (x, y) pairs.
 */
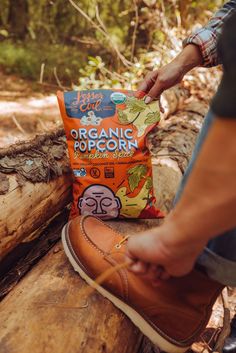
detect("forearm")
(167, 117), (236, 246)
(174, 44), (203, 75)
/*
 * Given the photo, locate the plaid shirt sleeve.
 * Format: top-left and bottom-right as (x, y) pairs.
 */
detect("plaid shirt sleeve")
(183, 1), (236, 67)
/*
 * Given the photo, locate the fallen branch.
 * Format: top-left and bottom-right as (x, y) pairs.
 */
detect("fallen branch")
(70, 36), (99, 46)
(39, 63), (45, 84)
(37, 118), (49, 132)
(53, 67), (66, 91)
(131, 0), (139, 62)
(37, 81), (71, 91)
(11, 115), (27, 135)
(95, 5), (108, 35)
(68, 0), (132, 68)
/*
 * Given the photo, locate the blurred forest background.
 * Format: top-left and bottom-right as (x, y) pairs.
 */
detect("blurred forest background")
(0, 0), (224, 89)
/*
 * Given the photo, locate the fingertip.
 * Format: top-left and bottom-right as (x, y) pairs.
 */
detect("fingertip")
(129, 261), (148, 274)
(148, 81), (163, 103)
(144, 96), (152, 104)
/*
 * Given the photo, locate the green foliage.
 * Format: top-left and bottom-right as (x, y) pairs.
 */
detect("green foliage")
(0, 42), (38, 78)
(0, 41), (86, 82)
(0, 0), (226, 84)
(77, 54), (147, 90)
(0, 0), (9, 26)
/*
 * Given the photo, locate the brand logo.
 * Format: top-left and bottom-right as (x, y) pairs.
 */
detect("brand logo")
(110, 92), (127, 105)
(65, 90), (116, 119)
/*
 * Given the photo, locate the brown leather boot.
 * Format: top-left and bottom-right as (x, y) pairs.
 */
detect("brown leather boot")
(62, 215), (224, 353)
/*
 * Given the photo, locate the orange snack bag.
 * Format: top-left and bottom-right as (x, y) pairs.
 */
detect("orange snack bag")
(57, 89), (163, 220)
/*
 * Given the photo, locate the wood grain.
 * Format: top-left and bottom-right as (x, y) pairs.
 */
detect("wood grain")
(0, 236), (144, 353)
(0, 174), (72, 260)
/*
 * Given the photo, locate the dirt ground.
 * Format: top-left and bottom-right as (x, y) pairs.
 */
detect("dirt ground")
(0, 71), (61, 148)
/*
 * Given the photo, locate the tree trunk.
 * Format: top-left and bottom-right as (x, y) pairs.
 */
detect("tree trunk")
(8, 0), (29, 39)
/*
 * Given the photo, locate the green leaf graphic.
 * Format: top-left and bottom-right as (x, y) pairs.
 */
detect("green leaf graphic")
(117, 97), (160, 136)
(144, 111), (160, 125)
(118, 110), (129, 124)
(126, 97), (146, 114)
(128, 173), (140, 192)
(128, 165), (147, 176)
(128, 165), (148, 192)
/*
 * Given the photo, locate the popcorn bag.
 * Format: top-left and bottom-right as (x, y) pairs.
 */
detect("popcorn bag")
(57, 89), (163, 220)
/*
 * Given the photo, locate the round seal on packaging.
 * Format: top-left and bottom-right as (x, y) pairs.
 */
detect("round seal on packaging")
(110, 92), (127, 105)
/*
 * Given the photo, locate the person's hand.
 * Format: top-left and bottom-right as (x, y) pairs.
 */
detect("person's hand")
(139, 44), (203, 104)
(126, 223), (206, 287)
(139, 62), (185, 105)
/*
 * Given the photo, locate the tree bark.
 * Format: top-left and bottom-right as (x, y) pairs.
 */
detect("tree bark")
(151, 95), (207, 213)
(8, 0), (29, 39)
(0, 130), (72, 260)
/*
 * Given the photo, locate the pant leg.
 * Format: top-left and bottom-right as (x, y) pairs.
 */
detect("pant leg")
(173, 110), (215, 204)
(173, 110), (236, 286)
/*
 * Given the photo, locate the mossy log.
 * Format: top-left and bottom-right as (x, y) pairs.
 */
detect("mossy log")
(0, 129), (72, 260)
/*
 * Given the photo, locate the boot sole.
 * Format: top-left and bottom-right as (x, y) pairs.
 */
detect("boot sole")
(62, 222), (189, 353)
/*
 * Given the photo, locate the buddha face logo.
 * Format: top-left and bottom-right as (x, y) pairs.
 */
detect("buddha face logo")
(78, 185), (121, 220)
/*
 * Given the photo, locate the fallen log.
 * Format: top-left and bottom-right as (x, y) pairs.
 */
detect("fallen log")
(0, 129), (72, 260)
(0, 208), (70, 299)
(151, 98), (207, 212)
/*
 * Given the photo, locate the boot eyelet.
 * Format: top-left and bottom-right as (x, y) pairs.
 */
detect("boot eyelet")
(115, 244), (121, 249)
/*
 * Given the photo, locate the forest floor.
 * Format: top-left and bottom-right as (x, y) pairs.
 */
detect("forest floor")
(0, 71), (60, 148)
